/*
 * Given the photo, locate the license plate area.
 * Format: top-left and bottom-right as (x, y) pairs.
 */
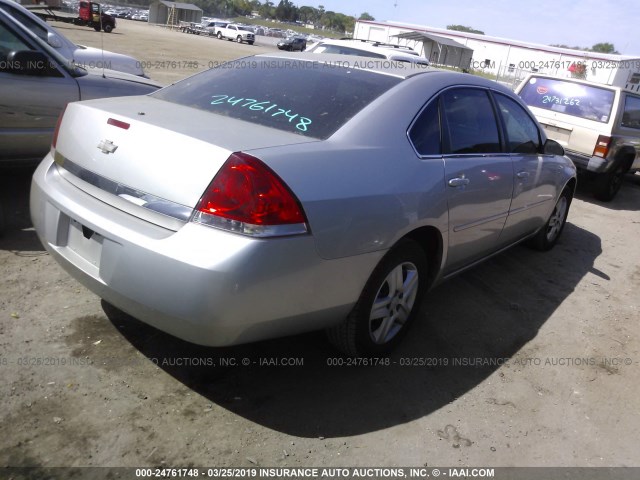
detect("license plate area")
(67, 218), (103, 268)
(543, 125), (571, 145)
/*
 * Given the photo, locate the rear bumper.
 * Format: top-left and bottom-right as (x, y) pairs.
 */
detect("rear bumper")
(30, 155), (380, 346)
(566, 150), (610, 174)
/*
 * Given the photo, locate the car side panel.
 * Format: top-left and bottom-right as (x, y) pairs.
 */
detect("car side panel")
(443, 155), (514, 272)
(0, 72), (79, 163)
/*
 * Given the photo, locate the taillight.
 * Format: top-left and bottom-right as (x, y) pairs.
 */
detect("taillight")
(51, 105), (67, 152)
(593, 135), (611, 158)
(192, 152), (308, 237)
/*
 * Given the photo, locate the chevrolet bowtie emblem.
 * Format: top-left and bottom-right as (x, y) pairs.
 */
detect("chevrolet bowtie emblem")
(97, 139), (118, 155)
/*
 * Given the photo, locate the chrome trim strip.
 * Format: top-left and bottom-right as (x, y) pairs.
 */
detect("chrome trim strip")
(191, 211), (308, 238)
(55, 155), (193, 223)
(452, 211), (510, 232)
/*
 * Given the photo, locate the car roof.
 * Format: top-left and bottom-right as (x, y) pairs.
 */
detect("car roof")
(254, 51), (448, 79)
(312, 39), (421, 59)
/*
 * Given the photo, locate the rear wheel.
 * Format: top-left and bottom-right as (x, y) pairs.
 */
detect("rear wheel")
(527, 187), (572, 251)
(217, 32), (222, 39)
(594, 163), (626, 201)
(327, 239), (427, 357)
(103, 24), (113, 33)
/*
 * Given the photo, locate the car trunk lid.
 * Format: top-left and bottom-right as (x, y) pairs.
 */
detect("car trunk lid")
(54, 96), (318, 228)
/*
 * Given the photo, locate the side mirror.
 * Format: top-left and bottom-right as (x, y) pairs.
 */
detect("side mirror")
(543, 138), (565, 156)
(47, 32), (63, 49)
(5, 50), (60, 76)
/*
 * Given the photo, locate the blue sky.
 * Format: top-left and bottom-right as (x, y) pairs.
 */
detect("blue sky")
(310, 0), (640, 55)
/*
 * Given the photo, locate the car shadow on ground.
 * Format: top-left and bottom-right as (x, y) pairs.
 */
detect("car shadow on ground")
(0, 167), (45, 252)
(103, 221), (602, 438)
(574, 171), (640, 212)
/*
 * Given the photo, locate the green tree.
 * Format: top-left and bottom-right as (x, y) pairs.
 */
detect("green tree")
(591, 42), (619, 54)
(275, 0), (297, 21)
(258, 0), (275, 18)
(447, 24), (484, 35)
(298, 6), (319, 23)
(359, 12), (374, 20)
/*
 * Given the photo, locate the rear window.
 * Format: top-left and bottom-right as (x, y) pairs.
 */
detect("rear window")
(519, 77), (615, 124)
(152, 57), (401, 139)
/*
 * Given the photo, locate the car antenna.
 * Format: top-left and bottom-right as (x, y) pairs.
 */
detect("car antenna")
(99, 5), (105, 78)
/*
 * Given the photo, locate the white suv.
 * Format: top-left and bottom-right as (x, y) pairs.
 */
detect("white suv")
(307, 39), (430, 67)
(516, 74), (640, 201)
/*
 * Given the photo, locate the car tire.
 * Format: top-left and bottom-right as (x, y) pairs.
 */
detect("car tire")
(217, 32), (222, 39)
(103, 24), (113, 33)
(248, 41), (254, 45)
(0, 202), (5, 237)
(593, 163), (626, 202)
(93, 24), (101, 31)
(236, 36), (242, 43)
(527, 187), (572, 251)
(327, 239), (427, 357)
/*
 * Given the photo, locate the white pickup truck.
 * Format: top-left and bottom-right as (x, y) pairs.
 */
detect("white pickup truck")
(215, 24), (255, 45)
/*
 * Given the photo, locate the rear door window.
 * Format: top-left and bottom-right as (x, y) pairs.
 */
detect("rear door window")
(519, 76), (615, 124)
(621, 95), (640, 130)
(409, 100), (441, 156)
(153, 57), (402, 139)
(441, 88), (501, 154)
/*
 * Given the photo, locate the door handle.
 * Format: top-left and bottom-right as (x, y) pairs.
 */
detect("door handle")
(448, 177), (470, 187)
(516, 171), (530, 179)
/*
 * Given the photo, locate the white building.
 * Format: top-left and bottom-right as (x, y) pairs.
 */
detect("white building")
(354, 20), (640, 91)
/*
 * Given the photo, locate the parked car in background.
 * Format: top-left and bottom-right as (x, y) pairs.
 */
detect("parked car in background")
(277, 36), (306, 51)
(516, 74), (640, 201)
(31, 52), (576, 356)
(0, 0), (147, 77)
(308, 39), (430, 66)
(216, 23), (254, 44)
(0, 9), (161, 166)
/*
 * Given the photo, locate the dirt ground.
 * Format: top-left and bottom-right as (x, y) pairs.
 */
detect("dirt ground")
(1, 19), (640, 470)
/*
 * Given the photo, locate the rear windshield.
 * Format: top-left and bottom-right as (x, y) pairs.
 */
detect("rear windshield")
(519, 77), (615, 124)
(153, 57), (401, 139)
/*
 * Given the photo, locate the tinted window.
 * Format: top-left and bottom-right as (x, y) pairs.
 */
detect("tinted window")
(153, 57), (402, 139)
(621, 95), (640, 130)
(0, 4), (48, 42)
(494, 93), (540, 154)
(442, 88), (501, 154)
(409, 100), (440, 155)
(519, 76), (615, 124)
(0, 18), (32, 62)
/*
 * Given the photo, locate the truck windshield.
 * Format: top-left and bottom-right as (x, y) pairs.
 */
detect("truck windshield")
(519, 76), (615, 124)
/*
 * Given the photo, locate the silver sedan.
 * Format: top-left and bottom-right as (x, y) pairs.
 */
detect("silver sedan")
(31, 53), (577, 356)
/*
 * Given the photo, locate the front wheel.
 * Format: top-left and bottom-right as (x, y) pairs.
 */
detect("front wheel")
(103, 24), (113, 33)
(527, 187), (572, 251)
(327, 239), (427, 357)
(236, 35), (242, 43)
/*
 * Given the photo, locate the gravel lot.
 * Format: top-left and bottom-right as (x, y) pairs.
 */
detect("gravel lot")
(1, 19), (640, 470)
